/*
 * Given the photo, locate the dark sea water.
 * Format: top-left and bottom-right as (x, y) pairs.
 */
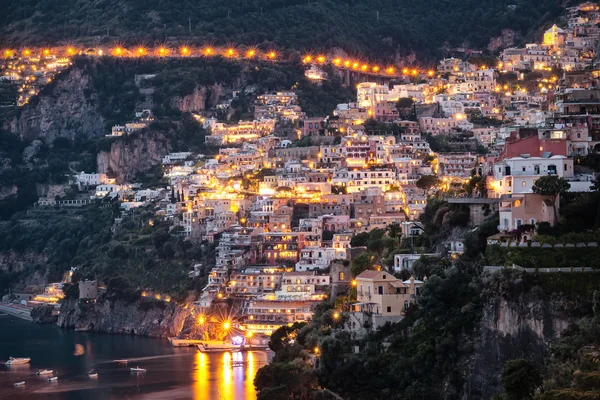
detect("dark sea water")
(0, 315), (268, 399)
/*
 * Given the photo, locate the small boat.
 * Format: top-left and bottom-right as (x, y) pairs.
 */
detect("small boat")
(130, 366), (146, 373)
(36, 369), (53, 376)
(5, 357), (30, 365)
(13, 381), (25, 387)
(47, 377), (58, 382)
(88, 372), (98, 378)
(197, 343), (242, 353)
(113, 359), (128, 364)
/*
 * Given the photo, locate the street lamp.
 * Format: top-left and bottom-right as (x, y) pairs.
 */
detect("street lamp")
(223, 321), (231, 330)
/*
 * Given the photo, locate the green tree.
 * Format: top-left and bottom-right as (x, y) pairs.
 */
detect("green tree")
(590, 175), (600, 192)
(531, 176), (570, 223)
(416, 175), (440, 192)
(500, 359), (542, 400)
(350, 251), (376, 277)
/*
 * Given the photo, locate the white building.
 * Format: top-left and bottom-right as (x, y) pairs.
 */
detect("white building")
(295, 247), (336, 271)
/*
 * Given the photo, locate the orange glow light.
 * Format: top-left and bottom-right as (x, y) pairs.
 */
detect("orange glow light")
(352, 62), (359, 70)
(303, 55), (312, 63)
(226, 48), (235, 57)
(137, 47), (146, 56)
(67, 47), (75, 55)
(23, 49), (31, 57)
(372, 66), (380, 73)
(428, 70), (434, 76)
(3, 49), (13, 58)
(204, 47), (213, 56)
(343, 60), (351, 68)
(158, 47), (168, 56)
(246, 49), (256, 58)
(114, 47), (124, 56)
(411, 69), (418, 75)
(402, 68), (409, 75)
(268, 51), (276, 59)
(386, 67), (395, 74)
(316, 55), (325, 63)
(332, 58), (341, 66)
(180, 47), (190, 56)
(43, 49), (50, 56)
(361, 64), (368, 71)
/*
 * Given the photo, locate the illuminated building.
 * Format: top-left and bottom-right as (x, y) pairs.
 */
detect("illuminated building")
(346, 272), (423, 338)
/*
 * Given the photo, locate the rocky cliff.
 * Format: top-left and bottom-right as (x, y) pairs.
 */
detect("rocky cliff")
(58, 297), (192, 337)
(9, 68), (105, 142)
(170, 84), (225, 113)
(96, 130), (171, 183)
(464, 286), (573, 399)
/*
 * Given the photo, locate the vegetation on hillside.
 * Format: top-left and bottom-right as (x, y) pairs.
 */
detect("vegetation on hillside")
(0, 206), (213, 300)
(0, 0), (565, 60)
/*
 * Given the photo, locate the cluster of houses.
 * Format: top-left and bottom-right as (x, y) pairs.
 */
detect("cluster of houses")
(0, 49), (71, 107)
(29, 3), (600, 339)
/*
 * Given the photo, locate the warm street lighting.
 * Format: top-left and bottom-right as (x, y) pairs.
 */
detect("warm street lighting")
(226, 48), (235, 57)
(351, 280), (357, 287)
(372, 66), (380, 72)
(316, 55), (325, 63)
(333, 312), (340, 319)
(114, 47), (124, 56)
(159, 47), (168, 56)
(23, 49), (31, 56)
(137, 47), (146, 56)
(223, 321), (231, 330)
(386, 67), (395, 74)
(198, 315), (205, 324)
(267, 51), (276, 59)
(332, 58), (341, 66)
(302, 55), (312, 63)
(217, 293), (223, 299)
(203, 47), (214, 56)
(180, 46), (190, 56)
(43, 49), (50, 56)
(314, 347), (320, 354)
(67, 47), (75, 55)
(246, 49), (256, 58)
(246, 331), (254, 338)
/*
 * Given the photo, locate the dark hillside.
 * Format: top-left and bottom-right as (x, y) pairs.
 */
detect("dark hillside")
(1, 0), (564, 60)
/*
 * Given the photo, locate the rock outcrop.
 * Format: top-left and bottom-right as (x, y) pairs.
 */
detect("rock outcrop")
(58, 297), (192, 337)
(96, 130), (171, 183)
(169, 84), (225, 113)
(464, 288), (572, 399)
(10, 68), (105, 142)
(31, 304), (58, 324)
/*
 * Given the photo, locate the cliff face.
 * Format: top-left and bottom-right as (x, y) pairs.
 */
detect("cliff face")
(97, 130), (171, 183)
(464, 290), (572, 399)
(10, 68), (105, 142)
(58, 297), (192, 337)
(169, 84), (225, 113)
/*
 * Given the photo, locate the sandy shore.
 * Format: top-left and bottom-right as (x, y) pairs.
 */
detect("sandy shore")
(0, 304), (33, 321)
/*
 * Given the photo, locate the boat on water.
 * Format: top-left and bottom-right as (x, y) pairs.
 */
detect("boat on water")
(167, 337), (206, 347)
(47, 377), (58, 382)
(130, 366), (146, 373)
(13, 381), (25, 387)
(113, 359), (128, 364)
(197, 343), (243, 353)
(5, 357), (30, 365)
(36, 369), (53, 376)
(88, 371), (98, 378)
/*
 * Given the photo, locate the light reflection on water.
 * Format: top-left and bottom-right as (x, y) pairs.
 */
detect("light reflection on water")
(0, 316), (269, 399)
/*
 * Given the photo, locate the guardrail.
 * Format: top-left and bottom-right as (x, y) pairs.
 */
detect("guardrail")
(483, 264), (597, 273)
